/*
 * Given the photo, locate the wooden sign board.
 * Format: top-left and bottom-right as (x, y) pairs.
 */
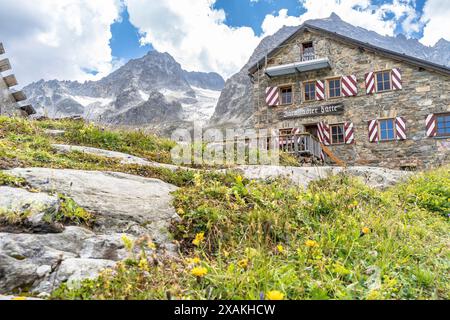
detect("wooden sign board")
(280, 103), (344, 120)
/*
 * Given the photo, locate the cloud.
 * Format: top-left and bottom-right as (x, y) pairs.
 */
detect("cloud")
(0, 0), (122, 86)
(261, 0), (420, 37)
(420, 0), (450, 46)
(125, 0), (261, 79)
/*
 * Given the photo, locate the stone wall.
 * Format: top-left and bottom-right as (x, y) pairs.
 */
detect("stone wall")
(252, 29), (450, 169)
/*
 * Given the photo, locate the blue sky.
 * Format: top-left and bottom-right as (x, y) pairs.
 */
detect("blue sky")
(110, 0), (430, 62)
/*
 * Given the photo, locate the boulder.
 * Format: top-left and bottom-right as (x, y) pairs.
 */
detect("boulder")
(0, 186), (62, 233)
(1, 226), (136, 294)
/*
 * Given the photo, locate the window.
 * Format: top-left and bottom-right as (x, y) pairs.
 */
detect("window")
(328, 78), (341, 98)
(304, 82), (316, 101)
(436, 113), (450, 137)
(379, 119), (395, 141)
(376, 71), (391, 92)
(280, 86), (293, 105)
(330, 124), (345, 144)
(302, 42), (314, 61)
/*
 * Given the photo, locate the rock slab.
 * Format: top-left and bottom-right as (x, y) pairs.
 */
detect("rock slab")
(231, 165), (411, 189)
(0, 168), (180, 295)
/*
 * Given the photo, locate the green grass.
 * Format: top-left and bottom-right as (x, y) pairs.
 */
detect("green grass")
(1, 116), (448, 300)
(52, 168), (450, 300)
(0, 171), (27, 188)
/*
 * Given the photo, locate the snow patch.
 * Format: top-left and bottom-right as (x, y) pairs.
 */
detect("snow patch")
(72, 96), (113, 107)
(139, 90), (149, 101)
(160, 87), (221, 124)
(182, 87), (221, 123)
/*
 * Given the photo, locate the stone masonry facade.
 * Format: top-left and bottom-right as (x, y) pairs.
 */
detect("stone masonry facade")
(251, 28), (450, 169)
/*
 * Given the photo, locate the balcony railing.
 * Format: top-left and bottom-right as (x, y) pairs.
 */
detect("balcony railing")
(276, 133), (322, 160)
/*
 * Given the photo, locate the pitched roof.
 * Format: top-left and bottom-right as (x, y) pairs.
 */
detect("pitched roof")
(248, 23), (450, 76)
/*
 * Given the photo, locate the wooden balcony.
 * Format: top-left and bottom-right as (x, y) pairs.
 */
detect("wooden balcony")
(265, 53), (331, 77)
(276, 133), (322, 160)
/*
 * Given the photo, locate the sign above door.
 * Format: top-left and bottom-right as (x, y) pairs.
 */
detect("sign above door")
(279, 103), (344, 120)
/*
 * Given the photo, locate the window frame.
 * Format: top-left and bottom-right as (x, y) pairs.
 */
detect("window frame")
(279, 85), (294, 105)
(301, 42), (314, 61)
(303, 81), (316, 102)
(327, 77), (342, 99)
(375, 70), (392, 93)
(329, 123), (346, 145)
(378, 118), (396, 141)
(436, 112), (450, 137)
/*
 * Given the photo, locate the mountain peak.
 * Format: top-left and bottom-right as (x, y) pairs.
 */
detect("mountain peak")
(328, 12), (342, 21)
(434, 38), (450, 48)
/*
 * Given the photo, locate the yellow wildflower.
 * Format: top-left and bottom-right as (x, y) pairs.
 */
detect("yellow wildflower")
(305, 240), (318, 248)
(176, 208), (185, 215)
(11, 296), (27, 300)
(138, 257), (149, 271)
(277, 244), (284, 253)
(362, 227), (370, 235)
(266, 290), (284, 300)
(147, 240), (156, 250)
(121, 234), (134, 251)
(192, 232), (205, 246)
(237, 258), (249, 268)
(191, 266), (208, 277)
(186, 257), (201, 264)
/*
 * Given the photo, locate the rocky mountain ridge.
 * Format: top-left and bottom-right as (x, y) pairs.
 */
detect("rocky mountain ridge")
(23, 51), (224, 133)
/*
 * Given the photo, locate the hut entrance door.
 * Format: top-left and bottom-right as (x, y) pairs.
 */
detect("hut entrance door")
(304, 124), (319, 139)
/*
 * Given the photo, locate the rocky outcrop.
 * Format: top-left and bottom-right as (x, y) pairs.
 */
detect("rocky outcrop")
(6, 168), (180, 240)
(230, 165), (411, 189)
(0, 168), (180, 295)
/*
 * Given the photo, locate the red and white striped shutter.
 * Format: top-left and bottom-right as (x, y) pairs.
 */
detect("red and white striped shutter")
(368, 120), (379, 142)
(391, 68), (402, 90)
(317, 122), (324, 143)
(365, 72), (375, 94)
(341, 75), (358, 97)
(425, 114), (437, 137)
(320, 150), (326, 162)
(315, 80), (325, 101)
(323, 122), (331, 145)
(395, 117), (406, 140)
(265, 87), (279, 106)
(318, 121), (330, 145)
(344, 122), (355, 144)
